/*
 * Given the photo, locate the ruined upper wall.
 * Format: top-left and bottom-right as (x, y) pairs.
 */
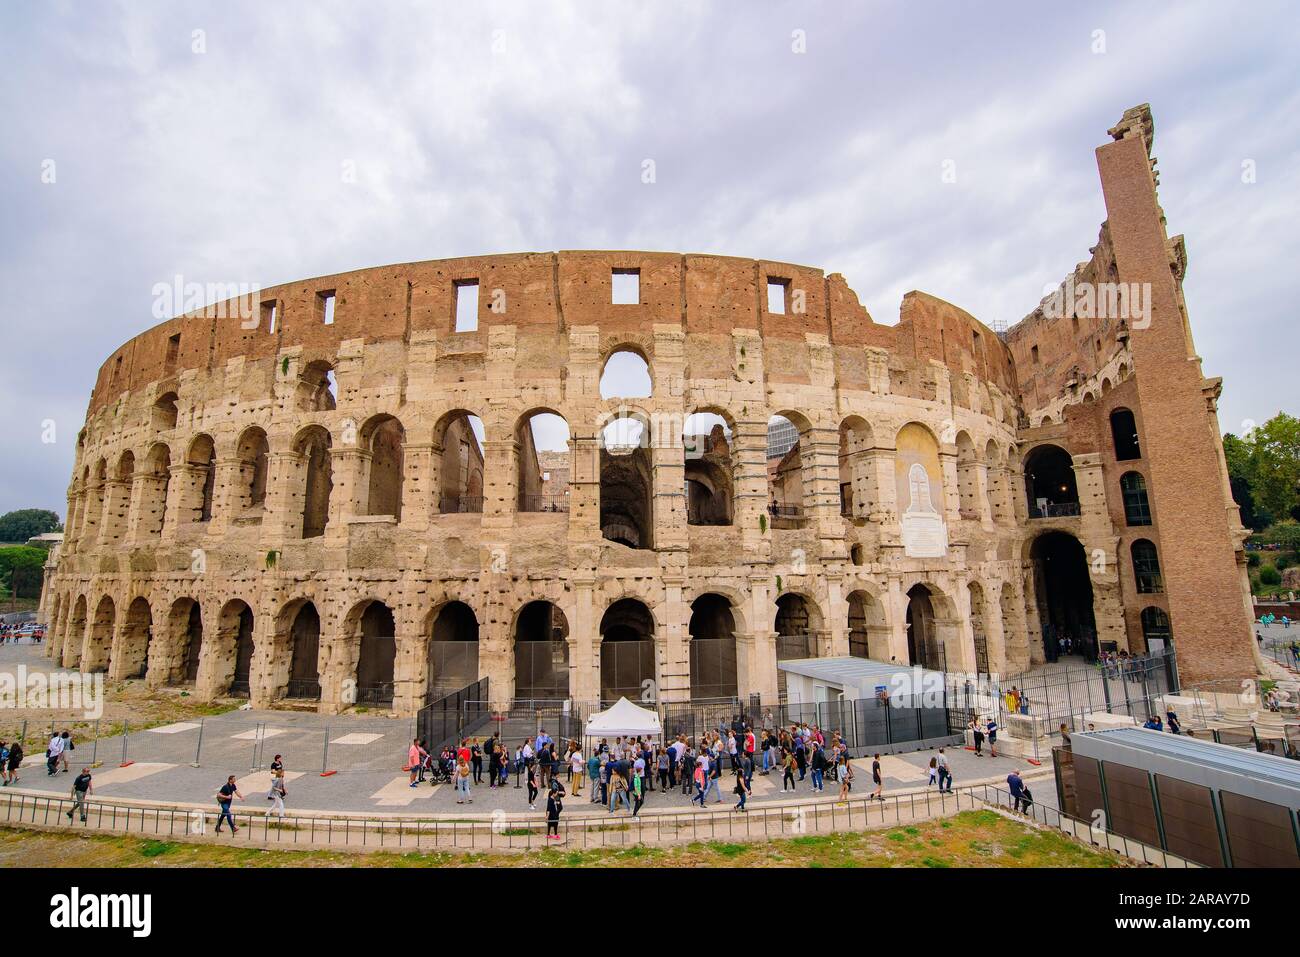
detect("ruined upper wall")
(87, 251), (1017, 417)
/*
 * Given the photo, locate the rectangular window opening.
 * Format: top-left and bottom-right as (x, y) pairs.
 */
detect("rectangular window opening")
(767, 278), (789, 315)
(261, 300), (278, 334)
(1031, 345), (1040, 364)
(612, 268), (640, 305)
(317, 291), (336, 326)
(455, 280), (479, 332)
(166, 333), (181, 370)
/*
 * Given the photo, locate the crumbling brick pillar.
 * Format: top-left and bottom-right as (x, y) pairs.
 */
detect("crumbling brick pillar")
(392, 625), (426, 717)
(658, 573), (690, 705)
(399, 442), (435, 532)
(569, 577), (598, 710)
(249, 610), (279, 709)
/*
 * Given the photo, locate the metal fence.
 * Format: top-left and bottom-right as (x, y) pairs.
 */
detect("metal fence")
(0, 777), (1196, 865)
(416, 677), (490, 753)
(991, 649), (1178, 726)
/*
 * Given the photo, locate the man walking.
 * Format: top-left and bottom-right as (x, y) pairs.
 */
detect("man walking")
(66, 768), (92, 823)
(46, 730), (64, 776)
(870, 753), (884, 801)
(1007, 769), (1028, 813)
(935, 748), (952, 793)
(215, 775), (243, 834)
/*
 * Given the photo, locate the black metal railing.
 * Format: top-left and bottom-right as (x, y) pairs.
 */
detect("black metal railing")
(285, 678), (322, 700)
(355, 682), (394, 707)
(1028, 501), (1081, 518)
(417, 677), (490, 753)
(517, 494), (570, 513)
(440, 495), (484, 514)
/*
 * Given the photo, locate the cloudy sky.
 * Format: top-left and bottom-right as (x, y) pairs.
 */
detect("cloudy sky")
(2, 0), (1297, 518)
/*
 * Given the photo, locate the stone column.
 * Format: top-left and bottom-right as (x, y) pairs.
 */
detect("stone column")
(392, 625), (427, 717)
(732, 417), (771, 563)
(326, 447), (367, 542)
(867, 448), (898, 527)
(399, 442), (435, 532)
(249, 611), (279, 709)
(824, 572), (848, 656)
(207, 457), (244, 534)
(261, 450), (303, 545)
(886, 577), (910, 665)
(658, 573), (690, 705)
(569, 575), (598, 709)
(984, 584), (1008, 677)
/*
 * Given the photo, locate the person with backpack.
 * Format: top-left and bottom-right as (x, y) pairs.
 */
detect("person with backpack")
(780, 747), (796, 793)
(608, 769), (629, 813)
(266, 765), (287, 820)
(215, 775), (242, 834)
(2, 738), (21, 785)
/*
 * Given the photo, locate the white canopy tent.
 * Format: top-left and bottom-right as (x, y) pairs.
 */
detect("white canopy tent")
(583, 697), (662, 739)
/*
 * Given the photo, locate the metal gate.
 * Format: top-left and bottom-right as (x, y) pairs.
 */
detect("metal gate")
(600, 639), (654, 706)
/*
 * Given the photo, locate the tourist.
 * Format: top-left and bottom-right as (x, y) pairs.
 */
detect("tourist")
(704, 752), (724, 804)
(691, 754), (708, 807)
(57, 731), (73, 773)
(471, 740), (483, 784)
(266, 766), (287, 819)
(46, 730), (64, 776)
(1059, 724), (1072, 749)
(986, 716), (999, 758)
(733, 766), (750, 812)
(1166, 709), (1181, 735)
(526, 760), (540, 810)
(836, 755), (853, 803)
(1007, 769), (1027, 813)
(927, 755), (938, 788)
(3, 738), (22, 785)
(780, 747), (796, 793)
(935, 749), (952, 793)
(569, 742), (584, 796)
(870, 754), (883, 801)
(656, 746), (670, 791)
(794, 733), (807, 781)
(67, 768), (93, 824)
(408, 738), (425, 788)
(631, 765), (645, 816)
(488, 739), (501, 788)
(681, 745), (696, 796)
(546, 778), (565, 839)
(810, 741), (827, 792)
(215, 775), (242, 834)
(454, 754), (472, 804)
(609, 769), (629, 813)
(587, 751), (602, 803)
(970, 719), (984, 756)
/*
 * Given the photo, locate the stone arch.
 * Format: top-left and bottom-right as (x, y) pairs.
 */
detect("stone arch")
(359, 414), (405, 520)
(513, 599), (570, 702)
(139, 443), (172, 537)
(768, 410), (812, 528)
(164, 597), (203, 686)
(117, 596), (153, 679)
(292, 424), (333, 538)
(234, 425), (271, 511)
(515, 408), (570, 513)
(904, 583), (943, 670)
(427, 599), (480, 700)
(1028, 530), (1097, 661)
(1140, 605), (1172, 652)
(273, 598), (322, 701)
(63, 594), (88, 667)
(344, 598), (397, 707)
(599, 597), (656, 705)
(599, 410), (653, 548)
(599, 346), (652, 400)
(83, 594), (116, 673)
(1023, 443), (1078, 517)
(846, 587), (888, 660)
(297, 359), (337, 412)
(688, 592), (739, 700)
(435, 409), (486, 513)
(684, 409), (735, 526)
(774, 592), (823, 694)
(184, 433), (217, 523)
(210, 598), (256, 698)
(839, 415), (876, 520)
(152, 391), (179, 430)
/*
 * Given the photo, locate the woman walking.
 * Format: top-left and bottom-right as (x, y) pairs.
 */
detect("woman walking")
(733, 767), (750, 811)
(780, 747), (796, 793)
(837, 756), (853, 804)
(971, 719), (984, 757)
(526, 760), (540, 810)
(266, 765), (287, 819)
(545, 778), (565, 840)
(568, 742), (584, 796)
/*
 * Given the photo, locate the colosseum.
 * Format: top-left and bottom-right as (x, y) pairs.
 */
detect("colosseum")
(41, 105), (1259, 718)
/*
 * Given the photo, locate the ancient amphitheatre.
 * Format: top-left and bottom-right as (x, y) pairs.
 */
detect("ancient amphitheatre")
(40, 105), (1258, 720)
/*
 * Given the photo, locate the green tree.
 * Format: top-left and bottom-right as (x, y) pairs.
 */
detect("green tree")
(1250, 413), (1300, 521)
(0, 546), (48, 599)
(0, 508), (62, 543)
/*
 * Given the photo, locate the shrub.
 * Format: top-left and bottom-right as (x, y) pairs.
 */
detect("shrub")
(1259, 565), (1281, 587)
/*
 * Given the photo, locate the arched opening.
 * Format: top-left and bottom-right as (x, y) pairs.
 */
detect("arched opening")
(985, 440), (1007, 522)
(1140, 606), (1173, 654)
(850, 543), (866, 566)
(360, 415), (404, 520)
(294, 425), (333, 539)
(968, 582), (988, 674)
(847, 590), (885, 659)
(767, 413), (807, 528)
(683, 411), (734, 526)
(896, 423), (948, 557)
(599, 348), (652, 400)
(185, 434), (217, 523)
(119, 597), (152, 679)
(513, 600), (570, 702)
(219, 599), (256, 697)
(84, 595), (116, 673)
(100, 452), (133, 546)
(286, 601), (321, 700)
(84, 460), (107, 542)
(600, 414), (653, 548)
(1111, 408), (1141, 461)
(775, 593), (820, 698)
(955, 432), (980, 519)
(235, 426), (270, 511)
(1120, 471), (1152, 526)
(688, 594), (738, 701)
(839, 416), (876, 520)
(353, 600), (396, 707)
(152, 392), (179, 430)
(1024, 444), (1079, 518)
(167, 598), (202, 685)
(1030, 531), (1097, 661)
(516, 411), (570, 512)
(1131, 539), (1164, 594)
(297, 360), (338, 412)
(599, 598), (656, 706)
(905, 584), (943, 670)
(428, 601), (480, 700)
(139, 443), (171, 537)
(438, 412), (485, 513)
(64, 595), (88, 667)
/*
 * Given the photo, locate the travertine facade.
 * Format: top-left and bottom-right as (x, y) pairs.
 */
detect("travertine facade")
(42, 106), (1257, 716)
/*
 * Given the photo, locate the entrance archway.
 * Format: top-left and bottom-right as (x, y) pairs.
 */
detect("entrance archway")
(167, 598), (203, 685)
(219, 600), (255, 697)
(513, 601), (570, 702)
(905, 584), (943, 670)
(353, 601), (396, 706)
(599, 598), (656, 706)
(286, 601), (321, 700)
(119, 597), (153, 679)
(775, 593), (820, 698)
(688, 594), (738, 700)
(1030, 531), (1098, 661)
(428, 601), (480, 700)
(84, 596), (116, 673)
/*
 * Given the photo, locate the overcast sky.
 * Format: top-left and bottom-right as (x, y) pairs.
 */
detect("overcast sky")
(2, 0), (1297, 519)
